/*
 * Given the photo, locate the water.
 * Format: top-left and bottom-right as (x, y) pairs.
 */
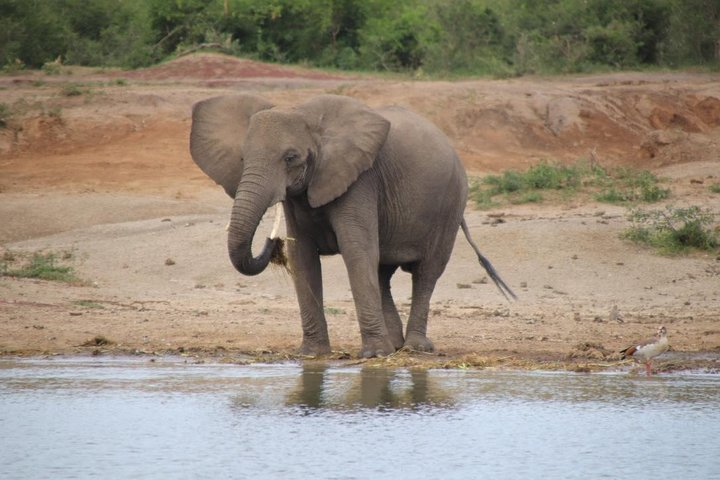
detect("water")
(1, 358), (719, 480)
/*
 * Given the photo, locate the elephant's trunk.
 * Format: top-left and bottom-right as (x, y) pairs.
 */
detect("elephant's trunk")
(227, 173), (280, 276)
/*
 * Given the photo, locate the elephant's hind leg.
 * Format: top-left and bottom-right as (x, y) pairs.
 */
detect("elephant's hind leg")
(404, 261), (446, 352)
(379, 264), (404, 350)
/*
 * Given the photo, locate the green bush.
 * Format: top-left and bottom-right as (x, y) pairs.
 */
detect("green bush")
(471, 161), (584, 207)
(624, 206), (718, 254)
(1, 0), (719, 74)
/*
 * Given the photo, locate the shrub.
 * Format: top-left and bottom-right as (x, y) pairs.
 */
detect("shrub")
(472, 161), (585, 208)
(525, 162), (582, 190)
(624, 206), (718, 254)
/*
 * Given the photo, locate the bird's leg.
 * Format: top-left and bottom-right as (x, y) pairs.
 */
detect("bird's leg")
(645, 361), (653, 376)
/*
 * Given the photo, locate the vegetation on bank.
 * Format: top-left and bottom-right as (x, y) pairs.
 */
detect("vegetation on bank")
(469, 162), (719, 256)
(624, 206), (719, 254)
(469, 161), (670, 208)
(1, 0), (719, 76)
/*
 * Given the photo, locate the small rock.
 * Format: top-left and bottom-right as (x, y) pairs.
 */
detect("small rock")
(165, 258), (176, 266)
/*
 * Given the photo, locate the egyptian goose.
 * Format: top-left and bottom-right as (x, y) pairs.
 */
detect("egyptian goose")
(620, 326), (669, 376)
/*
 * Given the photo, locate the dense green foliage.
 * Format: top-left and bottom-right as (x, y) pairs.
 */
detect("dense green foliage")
(2, 0), (720, 74)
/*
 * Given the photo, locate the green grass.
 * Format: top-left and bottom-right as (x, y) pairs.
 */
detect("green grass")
(593, 168), (670, 203)
(1, 251), (82, 283)
(470, 160), (670, 208)
(73, 300), (105, 309)
(710, 183), (720, 194)
(623, 206), (718, 254)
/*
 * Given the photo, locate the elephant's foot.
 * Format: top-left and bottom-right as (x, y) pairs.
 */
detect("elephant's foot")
(386, 323), (405, 351)
(360, 336), (396, 358)
(299, 338), (331, 357)
(404, 331), (435, 353)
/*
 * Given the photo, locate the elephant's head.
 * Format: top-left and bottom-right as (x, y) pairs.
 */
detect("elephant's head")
(190, 94), (390, 276)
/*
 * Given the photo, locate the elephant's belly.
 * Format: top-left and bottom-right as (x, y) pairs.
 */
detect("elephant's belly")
(315, 233), (339, 255)
(379, 244), (421, 266)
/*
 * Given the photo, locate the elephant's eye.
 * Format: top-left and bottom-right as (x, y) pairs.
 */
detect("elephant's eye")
(283, 152), (300, 165)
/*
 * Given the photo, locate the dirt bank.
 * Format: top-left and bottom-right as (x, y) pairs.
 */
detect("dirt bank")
(1, 54), (719, 371)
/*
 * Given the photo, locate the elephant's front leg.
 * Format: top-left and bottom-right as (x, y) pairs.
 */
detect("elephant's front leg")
(332, 215), (394, 358)
(286, 231), (331, 356)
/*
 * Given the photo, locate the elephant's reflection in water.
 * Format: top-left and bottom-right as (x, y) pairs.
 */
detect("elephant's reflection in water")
(285, 364), (455, 412)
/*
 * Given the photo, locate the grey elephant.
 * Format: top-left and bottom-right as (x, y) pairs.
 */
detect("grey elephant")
(190, 94), (514, 358)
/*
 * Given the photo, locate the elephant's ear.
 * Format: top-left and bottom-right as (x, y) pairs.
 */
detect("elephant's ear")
(298, 95), (390, 208)
(190, 95), (274, 197)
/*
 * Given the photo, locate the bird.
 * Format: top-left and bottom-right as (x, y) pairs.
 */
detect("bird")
(619, 326), (669, 376)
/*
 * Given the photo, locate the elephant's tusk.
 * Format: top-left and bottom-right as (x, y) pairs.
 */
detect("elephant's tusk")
(270, 203), (283, 239)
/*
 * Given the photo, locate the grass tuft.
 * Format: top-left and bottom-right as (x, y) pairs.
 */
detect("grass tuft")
(1, 251), (82, 283)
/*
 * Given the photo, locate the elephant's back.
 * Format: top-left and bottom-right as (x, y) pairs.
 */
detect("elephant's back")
(376, 105), (467, 200)
(374, 106), (467, 258)
(378, 106), (460, 165)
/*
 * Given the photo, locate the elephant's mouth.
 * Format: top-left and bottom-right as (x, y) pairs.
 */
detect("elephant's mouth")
(287, 164), (309, 196)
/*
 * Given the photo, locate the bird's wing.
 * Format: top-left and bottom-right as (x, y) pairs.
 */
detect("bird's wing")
(619, 345), (638, 359)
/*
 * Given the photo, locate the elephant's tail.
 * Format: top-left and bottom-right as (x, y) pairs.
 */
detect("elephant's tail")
(460, 218), (517, 301)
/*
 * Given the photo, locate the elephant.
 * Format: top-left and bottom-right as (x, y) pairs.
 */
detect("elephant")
(189, 94), (514, 358)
